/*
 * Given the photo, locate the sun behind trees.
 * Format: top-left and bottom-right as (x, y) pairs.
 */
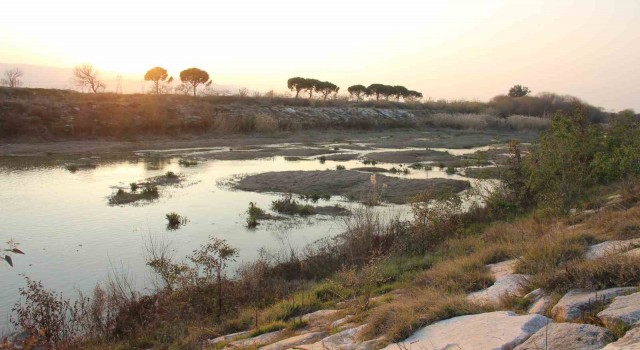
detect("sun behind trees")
(180, 68), (212, 97)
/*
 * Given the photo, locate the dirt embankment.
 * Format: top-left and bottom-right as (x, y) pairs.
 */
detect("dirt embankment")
(234, 170), (470, 204)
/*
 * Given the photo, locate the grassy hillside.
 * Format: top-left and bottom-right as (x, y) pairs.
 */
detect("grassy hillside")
(0, 87), (608, 140)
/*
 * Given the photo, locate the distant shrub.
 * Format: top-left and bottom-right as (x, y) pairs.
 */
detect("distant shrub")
(336, 165), (346, 170)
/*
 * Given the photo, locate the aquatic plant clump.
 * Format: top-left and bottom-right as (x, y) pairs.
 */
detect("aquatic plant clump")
(108, 186), (159, 205)
(272, 194), (315, 215)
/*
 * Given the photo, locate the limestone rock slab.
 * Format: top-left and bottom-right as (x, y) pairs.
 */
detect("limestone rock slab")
(467, 274), (529, 305)
(297, 325), (367, 350)
(585, 239), (640, 260)
(598, 292), (640, 328)
(382, 311), (550, 350)
(551, 288), (638, 322)
(227, 330), (285, 349)
(260, 331), (328, 350)
(601, 327), (640, 349)
(513, 322), (612, 350)
(487, 259), (519, 280)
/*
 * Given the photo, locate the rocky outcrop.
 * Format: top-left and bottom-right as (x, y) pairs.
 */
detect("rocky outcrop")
(383, 311), (550, 350)
(585, 239), (640, 260)
(598, 292), (640, 328)
(226, 330), (285, 349)
(467, 274), (529, 305)
(206, 330), (251, 346)
(601, 327), (640, 349)
(524, 288), (553, 315)
(487, 259), (519, 280)
(260, 331), (329, 350)
(513, 323), (612, 350)
(301, 309), (340, 327)
(551, 288), (638, 322)
(297, 325), (368, 350)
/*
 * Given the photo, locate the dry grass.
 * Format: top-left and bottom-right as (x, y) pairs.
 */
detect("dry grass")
(541, 255), (640, 293)
(423, 113), (550, 131)
(415, 252), (494, 294)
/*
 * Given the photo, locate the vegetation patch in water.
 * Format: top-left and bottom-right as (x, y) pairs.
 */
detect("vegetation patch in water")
(109, 186), (159, 205)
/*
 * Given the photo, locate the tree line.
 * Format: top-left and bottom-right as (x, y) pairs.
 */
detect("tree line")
(288, 77), (423, 102)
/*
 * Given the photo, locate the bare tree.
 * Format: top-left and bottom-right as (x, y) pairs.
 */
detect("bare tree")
(2, 68), (24, 88)
(72, 64), (105, 93)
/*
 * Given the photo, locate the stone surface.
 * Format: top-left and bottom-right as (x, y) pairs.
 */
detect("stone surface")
(382, 311), (550, 350)
(598, 292), (640, 328)
(260, 331), (328, 350)
(524, 288), (553, 315)
(226, 330), (285, 349)
(487, 259), (519, 280)
(467, 274), (529, 305)
(601, 327), (640, 349)
(585, 239), (640, 260)
(551, 288), (638, 322)
(624, 248), (640, 257)
(297, 325), (368, 350)
(301, 309), (340, 326)
(330, 316), (353, 329)
(513, 322), (612, 350)
(207, 330), (251, 345)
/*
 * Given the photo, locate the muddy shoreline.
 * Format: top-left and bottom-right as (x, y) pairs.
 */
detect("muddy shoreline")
(0, 129), (539, 157)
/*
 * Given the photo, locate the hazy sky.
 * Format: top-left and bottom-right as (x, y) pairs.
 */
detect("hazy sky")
(1, 0), (639, 111)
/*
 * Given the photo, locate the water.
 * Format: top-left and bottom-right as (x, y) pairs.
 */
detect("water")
(0, 146), (495, 332)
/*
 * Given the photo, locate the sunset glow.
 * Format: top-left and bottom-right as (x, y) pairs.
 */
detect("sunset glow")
(1, 0), (639, 110)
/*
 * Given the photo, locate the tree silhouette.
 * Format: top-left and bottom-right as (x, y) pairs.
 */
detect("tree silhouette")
(317, 81), (339, 100)
(366, 84), (387, 101)
(508, 85), (531, 97)
(287, 77), (307, 99)
(144, 67), (172, 95)
(72, 64), (105, 93)
(2, 68), (24, 88)
(303, 78), (321, 99)
(347, 85), (368, 102)
(180, 68), (211, 97)
(392, 85), (409, 102)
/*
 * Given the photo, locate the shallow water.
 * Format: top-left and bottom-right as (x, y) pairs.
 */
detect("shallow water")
(0, 145), (495, 332)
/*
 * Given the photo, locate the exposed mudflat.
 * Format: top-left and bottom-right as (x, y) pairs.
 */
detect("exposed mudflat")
(365, 149), (457, 164)
(234, 170), (470, 204)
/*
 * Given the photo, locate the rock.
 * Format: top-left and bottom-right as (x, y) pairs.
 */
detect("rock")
(207, 330), (251, 345)
(301, 309), (340, 326)
(624, 248), (640, 257)
(598, 292), (640, 328)
(585, 239), (640, 260)
(355, 337), (385, 350)
(297, 325), (368, 350)
(487, 259), (519, 280)
(260, 331), (328, 350)
(525, 288), (553, 315)
(601, 327), (640, 349)
(551, 287), (638, 322)
(331, 315), (353, 329)
(513, 322), (612, 350)
(467, 274), (529, 305)
(383, 311), (550, 350)
(226, 330), (285, 349)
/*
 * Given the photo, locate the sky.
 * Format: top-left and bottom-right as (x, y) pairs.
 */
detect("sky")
(1, 0), (639, 111)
